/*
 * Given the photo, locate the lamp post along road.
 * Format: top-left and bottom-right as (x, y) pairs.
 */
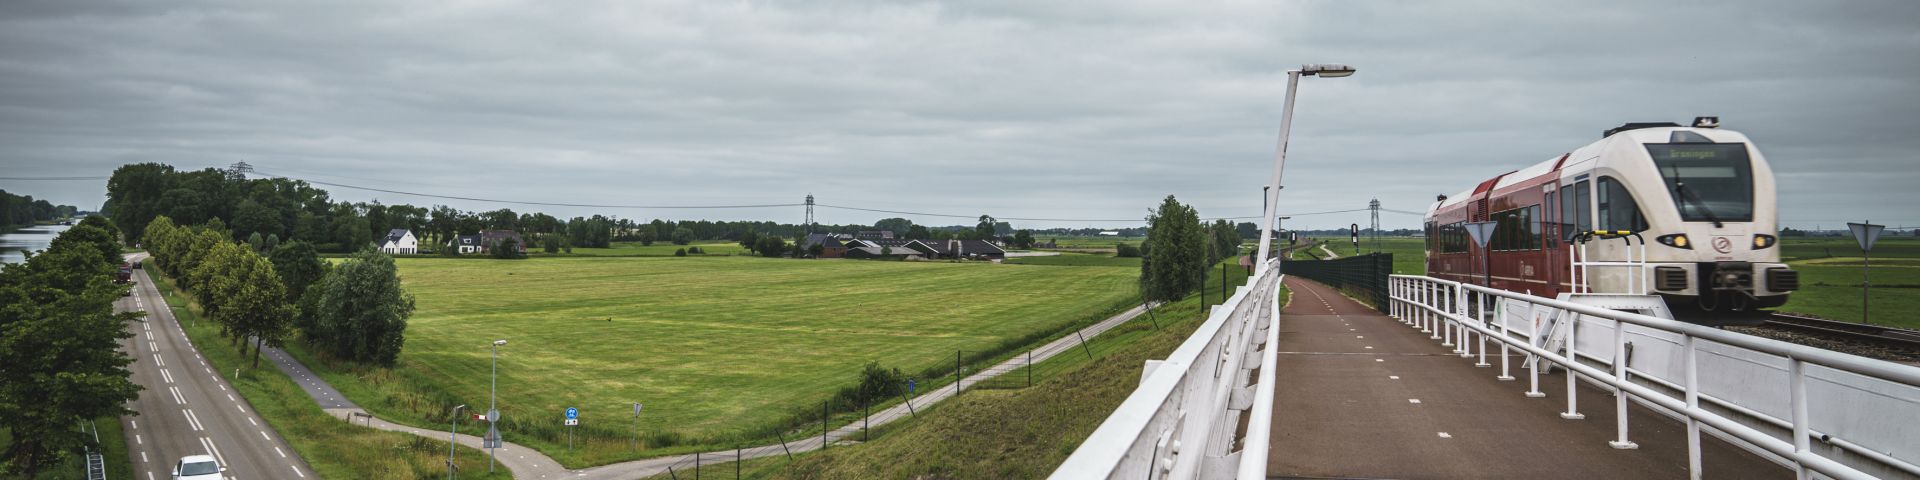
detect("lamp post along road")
(488, 339), (506, 474)
(448, 404), (465, 480)
(1255, 63), (1354, 271)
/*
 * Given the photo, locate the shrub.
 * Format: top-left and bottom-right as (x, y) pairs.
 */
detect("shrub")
(674, 248), (687, 257)
(1115, 242), (1141, 257)
(687, 246), (703, 254)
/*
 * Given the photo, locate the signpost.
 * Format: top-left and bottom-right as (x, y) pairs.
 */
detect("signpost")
(1465, 221), (1499, 288)
(631, 403), (643, 451)
(565, 407), (578, 451)
(1848, 221), (1884, 324)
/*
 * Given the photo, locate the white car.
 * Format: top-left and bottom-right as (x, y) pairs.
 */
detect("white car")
(171, 455), (224, 480)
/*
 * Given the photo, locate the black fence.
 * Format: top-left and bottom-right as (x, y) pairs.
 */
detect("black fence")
(1281, 253), (1392, 313)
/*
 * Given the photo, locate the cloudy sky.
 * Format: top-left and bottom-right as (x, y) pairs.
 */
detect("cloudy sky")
(2, 0), (1915, 230)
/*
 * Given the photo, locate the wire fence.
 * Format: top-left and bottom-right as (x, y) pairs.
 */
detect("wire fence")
(1282, 252), (1394, 312)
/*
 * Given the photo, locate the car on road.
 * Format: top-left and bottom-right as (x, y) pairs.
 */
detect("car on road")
(171, 455), (224, 480)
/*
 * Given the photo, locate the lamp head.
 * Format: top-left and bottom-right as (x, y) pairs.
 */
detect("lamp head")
(493, 340), (507, 346)
(1300, 63), (1356, 78)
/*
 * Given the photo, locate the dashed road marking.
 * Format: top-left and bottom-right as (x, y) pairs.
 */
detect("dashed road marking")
(275, 446), (286, 458)
(160, 369), (174, 384)
(153, 354), (165, 367)
(248, 417), (257, 427)
(291, 465), (305, 478)
(182, 409), (205, 431)
(1409, 399), (1422, 404)
(1390, 376), (1400, 380)
(1438, 432), (1452, 438)
(260, 430), (270, 441)
(168, 386), (186, 404)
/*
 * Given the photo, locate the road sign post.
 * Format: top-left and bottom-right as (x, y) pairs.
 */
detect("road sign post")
(565, 407), (579, 451)
(1848, 221), (1884, 325)
(631, 403), (643, 452)
(1465, 221), (1499, 288)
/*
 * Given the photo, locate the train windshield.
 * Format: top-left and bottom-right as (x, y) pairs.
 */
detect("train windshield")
(1645, 143), (1754, 223)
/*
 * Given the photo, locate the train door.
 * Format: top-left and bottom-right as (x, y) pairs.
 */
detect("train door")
(1562, 177), (1592, 291)
(1543, 184), (1561, 296)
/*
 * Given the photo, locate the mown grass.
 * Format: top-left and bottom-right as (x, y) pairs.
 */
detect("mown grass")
(1001, 253), (1140, 267)
(1039, 236), (1146, 249)
(299, 256), (1143, 468)
(145, 262), (510, 480)
(1775, 236), (1920, 329)
(647, 260), (1282, 479)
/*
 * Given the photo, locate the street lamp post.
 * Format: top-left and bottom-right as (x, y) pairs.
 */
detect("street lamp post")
(1255, 63), (1355, 272)
(488, 339), (506, 473)
(448, 404), (466, 480)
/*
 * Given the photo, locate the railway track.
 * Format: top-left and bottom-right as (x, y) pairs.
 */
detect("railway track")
(1758, 313), (1920, 352)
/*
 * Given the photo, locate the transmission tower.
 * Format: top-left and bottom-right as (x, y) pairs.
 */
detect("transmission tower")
(804, 194), (815, 234)
(1369, 198), (1381, 253)
(228, 161), (253, 177)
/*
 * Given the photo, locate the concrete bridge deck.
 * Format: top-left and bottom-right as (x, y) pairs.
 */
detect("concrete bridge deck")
(1265, 276), (1793, 479)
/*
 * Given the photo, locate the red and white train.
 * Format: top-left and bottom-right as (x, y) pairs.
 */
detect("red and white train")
(1424, 118), (1797, 317)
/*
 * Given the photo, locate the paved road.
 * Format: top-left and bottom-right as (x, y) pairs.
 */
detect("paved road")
(268, 300), (1156, 479)
(115, 254), (315, 480)
(1267, 276), (1788, 479)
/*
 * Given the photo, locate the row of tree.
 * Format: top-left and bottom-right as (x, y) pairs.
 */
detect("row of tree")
(0, 217), (142, 477)
(142, 216), (415, 367)
(1138, 196), (1244, 306)
(0, 189), (79, 229)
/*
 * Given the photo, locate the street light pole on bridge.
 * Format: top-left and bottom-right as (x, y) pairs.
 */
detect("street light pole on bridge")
(1255, 63), (1356, 272)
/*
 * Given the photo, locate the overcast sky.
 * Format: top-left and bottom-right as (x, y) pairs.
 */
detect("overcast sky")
(2, 0), (1915, 230)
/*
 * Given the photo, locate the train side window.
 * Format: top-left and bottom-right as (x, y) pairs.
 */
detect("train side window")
(1573, 180), (1592, 236)
(1525, 205), (1542, 250)
(1545, 192), (1558, 249)
(1597, 177), (1650, 233)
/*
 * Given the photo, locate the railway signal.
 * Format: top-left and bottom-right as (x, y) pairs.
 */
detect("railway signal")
(1848, 221), (1884, 325)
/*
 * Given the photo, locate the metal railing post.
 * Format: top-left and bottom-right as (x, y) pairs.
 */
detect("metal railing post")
(1497, 292), (1514, 380)
(1791, 357), (1811, 480)
(1561, 314), (1584, 420)
(1685, 335), (1702, 480)
(1476, 290), (1490, 367)
(1610, 317), (1637, 449)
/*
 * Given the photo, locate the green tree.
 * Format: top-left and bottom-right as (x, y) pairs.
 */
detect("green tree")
(874, 218), (914, 236)
(491, 238), (526, 259)
(263, 233), (280, 252)
(76, 215), (122, 250)
(756, 236), (786, 258)
(1209, 219), (1240, 265)
(1140, 196), (1205, 305)
(269, 241), (327, 302)
(906, 225), (931, 240)
(542, 234), (561, 253)
(248, 231), (265, 252)
(309, 248), (415, 366)
(104, 162), (178, 243)
(808, 243), (826, 258)
(670, 227), (694, 245)
(636, 228), (656, 246)
(975, 215), (997, 240)
(207, 248), (294, 366)
(739, 231), (760, 253)
(0, 229), (142, 477)
(1012, 229), (1036, 249)
(49, 222), (123, 268)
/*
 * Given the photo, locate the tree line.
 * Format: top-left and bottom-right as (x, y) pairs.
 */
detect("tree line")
(142, 215), (414, 367)
(1138, 195), (1245, 307)
(0, 189), (79, 229)
(0, 216), (141, 477)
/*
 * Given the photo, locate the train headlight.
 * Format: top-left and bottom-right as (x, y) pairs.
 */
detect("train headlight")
(1753, 234), (1777, 249)
(1656, 234), (1692, 249)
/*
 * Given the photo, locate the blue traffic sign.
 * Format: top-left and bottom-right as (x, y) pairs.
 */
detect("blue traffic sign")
(566, 407), (578, 420)
(908, 379), (915, 394)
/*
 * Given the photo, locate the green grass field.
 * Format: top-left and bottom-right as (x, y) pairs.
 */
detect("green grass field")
(1002, 253), (1141, 267)
(529, 241), (746, 257)
(304, 256), (1144, 468)
(1775, 236), (1920, 328)
(1038, 236), (1145, 249)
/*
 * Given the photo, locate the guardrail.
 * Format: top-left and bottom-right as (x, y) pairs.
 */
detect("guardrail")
(1390, 275), (1920, 480)
(1052, 262), (1283, 479)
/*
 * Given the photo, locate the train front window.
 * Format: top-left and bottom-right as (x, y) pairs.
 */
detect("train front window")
(1647, 143), (1755, 222)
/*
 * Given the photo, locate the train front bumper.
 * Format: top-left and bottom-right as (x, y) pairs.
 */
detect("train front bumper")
(1649, 262), (1796, 297)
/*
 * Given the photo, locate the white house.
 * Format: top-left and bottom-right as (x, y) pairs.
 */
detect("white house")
(378, 229), (418, 255)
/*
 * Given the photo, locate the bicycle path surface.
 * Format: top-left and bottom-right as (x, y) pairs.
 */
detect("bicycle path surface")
(264, 302), (1156, 479)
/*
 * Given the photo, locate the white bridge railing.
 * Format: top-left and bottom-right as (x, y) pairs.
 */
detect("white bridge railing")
(1390, 274), (1920, 480)
(1052, 262), (1284, 479)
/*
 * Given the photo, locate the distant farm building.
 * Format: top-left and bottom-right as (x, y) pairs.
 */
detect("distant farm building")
(845, 238), (1005, 261)
(378, 229), (418, 254)
(1098, 231), (1120, 236)
(856, 230), (895, 240)
(450, 230), (526, 255)
(799, 233), (849, 258)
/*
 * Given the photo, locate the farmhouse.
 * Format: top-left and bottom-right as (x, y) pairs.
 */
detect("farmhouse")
(450, 230), (527, 255)
(799, 233), (849, 258)
(378, 229), (418, 254)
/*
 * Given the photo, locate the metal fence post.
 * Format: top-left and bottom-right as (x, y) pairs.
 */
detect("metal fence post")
(1610, 317), (1637, 449)
(1562, 315), (1584, 420)
(1027, 351), (1033, 387)
(776, 431), (794, 460)
(955, 350), (962, 395)
(1077, 331), (1093, 359)
(821, 401), (828, 451)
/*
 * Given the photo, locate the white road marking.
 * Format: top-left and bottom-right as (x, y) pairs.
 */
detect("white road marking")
(169, 386), (186, 404)
(218, 384), (225, 391)
(235, 404), (245, 413)
(153, 354), (165, 367)
(183, 409), (205, 431)
(1376, 359), (1384, 362)
(131, 420), (138, 430)
(140, 451), (147, 462)
(274, 446), (286, 458)
(1356, 336), (1364, 339)
(135, 434), (141, 445)
(1409, 399), (1422, 404)
(145, 331), (153, 340)
(1438, 432), (1452, 438)
(226, 393), (235, 402)
(199, 437), (228, 467)
(248, 417), (257, 427)
(147, 472), (154, 480)
(1390, 376), (1400, 380)
(160, 369), (174, 384)
(148, 341), (158, 352)
(290, 465), (306, 478)
(1364, 346), (1374, 349)
(259, 430), (270, 441)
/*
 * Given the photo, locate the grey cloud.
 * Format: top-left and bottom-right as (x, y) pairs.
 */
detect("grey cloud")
(0, 0), (1914, 229)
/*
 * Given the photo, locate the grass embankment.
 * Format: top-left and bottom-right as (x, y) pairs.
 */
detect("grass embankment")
(648, 258), (1277, 479)
(300, 255), (1142, 468)
(1777, 236), (1920, 329)
(0, 420), (128, 480)
(145, 262), (509, 479)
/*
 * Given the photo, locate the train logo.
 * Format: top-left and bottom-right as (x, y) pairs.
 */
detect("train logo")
(1712, 236), (1733, 254)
